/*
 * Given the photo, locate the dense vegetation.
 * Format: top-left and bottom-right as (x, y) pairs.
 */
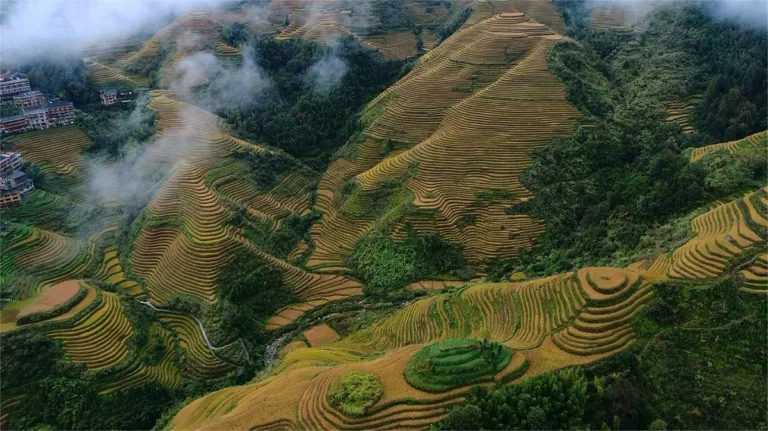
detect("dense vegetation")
(328, 371), (384, 417)
(18, 58), (100, 105)
(437, 368), (589, 430)
(514, 3), (768, 274)
(77, 97), (158, 158)
(215, 29), (406, 169)
(348, 229), (467, 297)
(436, 275), (767, 430)
(1, 322), (173, 430)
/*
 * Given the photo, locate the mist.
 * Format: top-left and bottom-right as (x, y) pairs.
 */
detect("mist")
(586, 0), (768, 29)
(0, 0), (232, 63)
(306, 52), (349, 94)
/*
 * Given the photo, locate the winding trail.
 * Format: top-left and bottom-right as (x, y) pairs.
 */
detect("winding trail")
(138, 299), (251, 366)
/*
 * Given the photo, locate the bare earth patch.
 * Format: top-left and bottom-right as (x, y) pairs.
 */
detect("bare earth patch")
(18, 280), (80, 318)
(303, 324), (340, 347)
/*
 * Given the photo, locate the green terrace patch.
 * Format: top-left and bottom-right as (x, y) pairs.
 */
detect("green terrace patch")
(405, 338), (512, 393)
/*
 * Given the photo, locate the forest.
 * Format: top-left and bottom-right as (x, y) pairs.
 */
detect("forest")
(215, 27), (407, 169)
(511, 1), (768, 275)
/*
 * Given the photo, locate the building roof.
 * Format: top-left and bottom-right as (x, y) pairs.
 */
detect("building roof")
(46, 100), (74, 109)
(6, 170), (27, 180)
(102, 89), (117, 96)
(12, 90), (43, 98)
(23, 108), (45, 117)
(0, 72), (28, 81)
(1, 113), (26, 123)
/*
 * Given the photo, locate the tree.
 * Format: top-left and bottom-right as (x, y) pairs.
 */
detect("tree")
(438, 405), (483, 430)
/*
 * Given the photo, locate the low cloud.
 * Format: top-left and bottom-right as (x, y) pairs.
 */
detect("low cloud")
(0, 0), (231, 63)
(586, 0), (768, 29)
(169, 45), (272, 111)
(306, 53), (349, 94)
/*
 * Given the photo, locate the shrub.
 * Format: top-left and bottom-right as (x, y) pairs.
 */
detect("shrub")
(328, 371), (384, 417)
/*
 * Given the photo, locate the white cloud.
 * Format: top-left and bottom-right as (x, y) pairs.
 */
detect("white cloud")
(0, 0), (231, 63)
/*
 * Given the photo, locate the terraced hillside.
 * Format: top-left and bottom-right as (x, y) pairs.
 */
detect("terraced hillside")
(129, 91), (362, 325)
(666, 96), (701, 133)
(690, 130), (767, 162)
(172, 169), (768, 430)
(113, 10), (239, 86)
(170, 265), (652, 430)
(5, 126), (89, 177)
(665, 187), (768, 281)
(307, 11), (578, 269)
(85, 58), (149, 88)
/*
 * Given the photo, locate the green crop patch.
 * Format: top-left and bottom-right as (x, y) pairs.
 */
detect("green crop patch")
(405, 338), (512, 393)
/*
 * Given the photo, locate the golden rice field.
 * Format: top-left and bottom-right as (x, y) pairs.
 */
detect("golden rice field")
(361, 31), (419, 60)
(130, 92), (362, 325)
(157, 311), (237, 379)
(120, 11), (238, 78)
(171, 265), (648, 430)
(739, 253), (768, 293)
(308, 12), (578, 267)
(690, 130), (767, 162)
(1, 226), (93, 291)
(666, 96), (701, 133)
(85, 59), (149, 88)
(46, 291), (133, 370)
(666, 188), (767, 280)
(7, 126), (89, 177)
(172, 180), (768, 429)
(98, 323), (183, 394)
(94, 244), (145, 298)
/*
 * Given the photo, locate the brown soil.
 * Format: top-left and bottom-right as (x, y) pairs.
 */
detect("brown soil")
(18, 280), (80, 318)
(303, 324), (340, 347)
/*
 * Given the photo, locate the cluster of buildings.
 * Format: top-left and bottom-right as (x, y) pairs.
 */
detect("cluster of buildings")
(100, 88), (136, 105)
(0, 152), (34, 210)
(0, 72), (75, 134)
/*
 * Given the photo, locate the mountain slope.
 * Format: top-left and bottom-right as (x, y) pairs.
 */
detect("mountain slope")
(307, 11), (578, 270)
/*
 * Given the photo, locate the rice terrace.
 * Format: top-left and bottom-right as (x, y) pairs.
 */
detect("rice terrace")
(0, 0), (766, 430)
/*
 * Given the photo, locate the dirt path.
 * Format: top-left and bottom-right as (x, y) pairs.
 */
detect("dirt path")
(138, 299), (251, 365)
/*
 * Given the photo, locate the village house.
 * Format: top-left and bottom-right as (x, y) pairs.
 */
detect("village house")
(100, 89), (118, 105)
(0, 72), (31, 99)
(0, 152), (34, 210)
(12, 90), (46, 109)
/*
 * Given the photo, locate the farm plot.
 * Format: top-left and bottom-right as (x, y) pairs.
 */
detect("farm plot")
(46, 291), (132, 370)
(120, 11), (236, 75)
(157, 311), (237, 379)
(7, 126), (89, 176)
(132, 91), (362, 321)
(172, 262), (658, 430)
(739, 253), (768, 293)
(2, 226), (92, 290)
(94, 245), (144, 298)
(666, 96), (701, 133)
(667, 189), (767, 280)
(85, 59), (148, 88)
(589, 6), (635, 31)
(361, 32), (419, 60)
(690, 130), (767, 162)
(309, 12), (579, 267)
(97, 323), (182, 394)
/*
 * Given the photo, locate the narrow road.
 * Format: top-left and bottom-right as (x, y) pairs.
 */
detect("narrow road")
(138, 299), (251, 365)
